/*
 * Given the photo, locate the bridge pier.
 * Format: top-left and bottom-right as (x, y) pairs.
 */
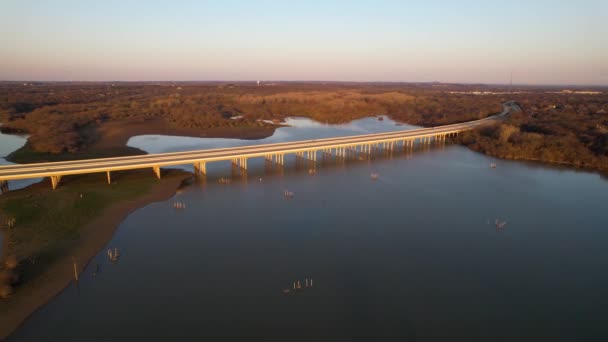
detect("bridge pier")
(231, 158), (246, 170)
(307, 150), (317, 162)
(106, 171), (112, 184)
(153, 166), (161, 179)
(50, 175), (62, 190)
(193, 161), (207, 175)
(0, 180), (8, 194)
(343, 146), (350, 158)
(232, 158), (247, 170)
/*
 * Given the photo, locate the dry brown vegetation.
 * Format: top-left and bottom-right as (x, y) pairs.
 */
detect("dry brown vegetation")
(0, 82), (502, 159)
(2, 82), (606, 172)
(459, 92), (608, 171)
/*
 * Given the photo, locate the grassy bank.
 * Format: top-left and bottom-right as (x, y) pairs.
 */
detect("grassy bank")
(0, 168), (191, 339)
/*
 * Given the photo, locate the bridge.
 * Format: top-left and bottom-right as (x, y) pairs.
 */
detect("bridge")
(0, 102), (516, 192)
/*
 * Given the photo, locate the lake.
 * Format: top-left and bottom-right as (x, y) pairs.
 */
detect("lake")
(6, 117), (608, 341)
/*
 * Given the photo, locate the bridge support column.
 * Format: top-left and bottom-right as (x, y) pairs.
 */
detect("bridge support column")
(50, 175), (62, 190)
(153, 166), (161, 179)
(106, 171), (112, 184)
(0, 180), (8, 194)
(309, 150), (316, 162)
(193, 161), (206, 175)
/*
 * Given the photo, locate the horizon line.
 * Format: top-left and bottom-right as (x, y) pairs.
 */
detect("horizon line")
(1, 80), (607, 88)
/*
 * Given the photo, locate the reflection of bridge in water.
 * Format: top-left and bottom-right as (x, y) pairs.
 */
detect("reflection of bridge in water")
(0, 102), (516, 192)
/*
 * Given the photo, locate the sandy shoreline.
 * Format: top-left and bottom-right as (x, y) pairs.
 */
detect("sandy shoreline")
(0, 170), (192, 340)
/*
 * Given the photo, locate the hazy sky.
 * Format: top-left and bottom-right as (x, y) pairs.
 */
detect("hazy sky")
(1, 0), (607, 84)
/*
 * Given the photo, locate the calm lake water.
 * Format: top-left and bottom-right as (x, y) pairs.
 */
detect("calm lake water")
(0, 129), (41, 191)
(7, 117), (608, 341)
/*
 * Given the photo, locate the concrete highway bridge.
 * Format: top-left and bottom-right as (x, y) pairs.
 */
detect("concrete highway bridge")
(0, 102), (517, 192)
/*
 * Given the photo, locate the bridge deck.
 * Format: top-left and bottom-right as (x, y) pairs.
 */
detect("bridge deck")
(0, 102), (514, 190)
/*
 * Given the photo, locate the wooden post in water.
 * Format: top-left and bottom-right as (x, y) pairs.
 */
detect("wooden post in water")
(72, 257), (78, 282)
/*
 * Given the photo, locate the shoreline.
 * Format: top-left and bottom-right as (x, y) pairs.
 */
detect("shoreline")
(94, 116), (277, 148)
(0, 170), (192, 340)
(460, 144), (608, 177)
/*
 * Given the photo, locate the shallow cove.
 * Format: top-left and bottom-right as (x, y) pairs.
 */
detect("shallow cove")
(0, 130), (41, 191)
(9, 116), (608, 341)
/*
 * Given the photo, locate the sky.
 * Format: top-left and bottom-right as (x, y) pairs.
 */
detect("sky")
(1, 0), (607, 85)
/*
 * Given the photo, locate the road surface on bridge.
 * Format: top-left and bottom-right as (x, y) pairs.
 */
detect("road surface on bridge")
(0, 102), (516, 190)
